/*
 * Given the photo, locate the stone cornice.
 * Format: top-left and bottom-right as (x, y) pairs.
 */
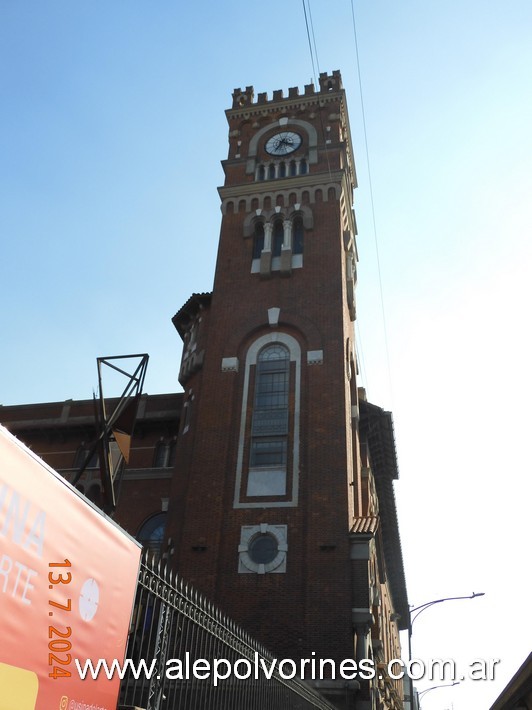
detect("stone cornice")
(218, 169), (349, 200)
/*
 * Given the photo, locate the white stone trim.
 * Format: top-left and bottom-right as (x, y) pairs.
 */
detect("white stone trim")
(246, 118), (318, 174)
(268, 307), (280, 326)
(307, 349), (324, 365)
(238, 524), (288, 574)
(221, 357), (239, 372)
(251, 254), (303, 273)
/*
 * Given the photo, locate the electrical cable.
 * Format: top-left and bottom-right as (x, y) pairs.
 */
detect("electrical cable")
(302, 0), (318, 87)
(302, 0), (369, 400)
(307, 0), (321, 80)
(350, 0), (394, 407)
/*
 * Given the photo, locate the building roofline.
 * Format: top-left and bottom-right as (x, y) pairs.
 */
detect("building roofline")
(172, 292), (212, 339)
(490, 652), (532, 710)
(0, 392), (183, 433)
(359, 399), (409, 628)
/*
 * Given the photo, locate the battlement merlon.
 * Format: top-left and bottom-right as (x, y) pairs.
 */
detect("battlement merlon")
(229, 70), (343, 112)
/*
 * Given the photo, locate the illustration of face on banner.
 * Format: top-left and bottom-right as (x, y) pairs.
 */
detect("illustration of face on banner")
(0, 425), (142, 710)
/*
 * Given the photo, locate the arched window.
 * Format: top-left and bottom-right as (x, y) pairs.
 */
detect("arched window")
(252, 222), (265, 259)
(258, 165), (265, 180)
(234, 333), (301, 507)
(293, 216), (304, 254)
(299, 159), (308, 175)
(250, 345), (289, 488)
(137, 513), (167, 557)
(289, 161), (297, 177)
(279, 162), (286, 178)
(272, 220), (284, 257)
(268, 164), (275, 180)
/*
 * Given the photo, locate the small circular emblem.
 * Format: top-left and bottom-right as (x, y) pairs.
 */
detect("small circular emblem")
(79, 578), (99, 621)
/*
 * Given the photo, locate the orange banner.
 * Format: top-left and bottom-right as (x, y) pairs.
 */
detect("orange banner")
(0, 425), (141, 710)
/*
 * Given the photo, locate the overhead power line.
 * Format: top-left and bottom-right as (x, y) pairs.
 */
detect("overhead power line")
(350, 0), (394, 407)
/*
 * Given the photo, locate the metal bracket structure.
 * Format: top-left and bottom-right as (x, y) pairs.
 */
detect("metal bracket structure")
(71, 354), (149, 513)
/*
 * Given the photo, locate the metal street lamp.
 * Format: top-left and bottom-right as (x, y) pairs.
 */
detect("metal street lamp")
(410, 592), (485, 628)
(418, 681), (460, 707)
(406, 593), (485, 710)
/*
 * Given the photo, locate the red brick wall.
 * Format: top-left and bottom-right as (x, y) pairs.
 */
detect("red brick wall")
(167, 84), (359, 664)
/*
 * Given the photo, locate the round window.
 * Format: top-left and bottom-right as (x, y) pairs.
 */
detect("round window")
(248, 533), (279, 564)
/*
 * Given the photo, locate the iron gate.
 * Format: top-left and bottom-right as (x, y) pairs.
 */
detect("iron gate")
(119, 553), (337, 710)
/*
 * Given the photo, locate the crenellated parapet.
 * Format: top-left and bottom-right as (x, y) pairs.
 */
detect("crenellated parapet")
(230, 70), (343, 113)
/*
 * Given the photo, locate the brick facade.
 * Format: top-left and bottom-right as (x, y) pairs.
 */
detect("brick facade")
(1, 71), (409, 710)
(167, 72), (408, 708)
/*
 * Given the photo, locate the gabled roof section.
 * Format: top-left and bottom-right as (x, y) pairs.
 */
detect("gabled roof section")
(172, 292), (212, 340)
(359, 399), (409, 629)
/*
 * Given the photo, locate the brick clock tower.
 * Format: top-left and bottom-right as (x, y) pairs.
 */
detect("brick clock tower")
(169, 71), (408, 709)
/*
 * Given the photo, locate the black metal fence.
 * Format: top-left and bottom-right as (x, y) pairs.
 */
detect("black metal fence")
(119, 553), (337, 710)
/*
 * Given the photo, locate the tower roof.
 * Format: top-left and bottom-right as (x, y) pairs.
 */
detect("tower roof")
(172, 292), (212, 339)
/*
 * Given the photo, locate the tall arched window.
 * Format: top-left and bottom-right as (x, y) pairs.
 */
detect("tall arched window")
(272, 220), (284, 257)
(293, 216), (304, 254)
(268, 164), (275, 180)
(249, 345), (289, 494)
(252, 222), (265, 259)
(250, 344), (289, 465)
(234, 333), (301, 508)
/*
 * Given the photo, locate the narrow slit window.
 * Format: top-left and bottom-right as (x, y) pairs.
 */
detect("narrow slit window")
(252, 222), (265, 259)
(293, 217), (304, 254)
(272, 221), (284, 257)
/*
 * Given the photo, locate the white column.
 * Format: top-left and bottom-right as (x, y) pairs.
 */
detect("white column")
(263, 222), (273, 251)
(283, 220), (292, 249)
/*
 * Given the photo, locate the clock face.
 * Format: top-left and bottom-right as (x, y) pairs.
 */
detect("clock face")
(265, 131), (302, 156)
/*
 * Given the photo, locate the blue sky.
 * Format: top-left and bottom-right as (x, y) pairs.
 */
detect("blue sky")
(1, 2), (531, 707)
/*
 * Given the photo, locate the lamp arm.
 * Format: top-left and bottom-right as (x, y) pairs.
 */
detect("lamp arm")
(409, 593), (485, 630)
